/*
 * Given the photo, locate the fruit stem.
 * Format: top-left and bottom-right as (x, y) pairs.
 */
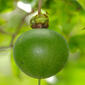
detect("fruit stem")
(38, 79), (41, 85)
(38, 0), (42, 15)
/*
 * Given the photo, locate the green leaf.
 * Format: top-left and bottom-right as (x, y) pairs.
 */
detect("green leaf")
(0, 0), (14, 12)
(69, 34), (85, 54)
(77, 0), (85, 10)
(0, 33), (11, 47)
(20, 0), (33, 3)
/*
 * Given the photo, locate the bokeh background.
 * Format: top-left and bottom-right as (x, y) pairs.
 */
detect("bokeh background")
(0, 0), (85, 85)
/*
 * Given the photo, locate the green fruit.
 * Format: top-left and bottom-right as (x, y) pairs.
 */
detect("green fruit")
(13, 29), (69, 79)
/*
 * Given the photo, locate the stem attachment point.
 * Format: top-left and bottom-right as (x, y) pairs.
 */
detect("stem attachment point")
(38, 0), (42, 15)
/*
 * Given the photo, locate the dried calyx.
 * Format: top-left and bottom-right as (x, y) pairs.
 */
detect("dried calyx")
(30, 13), (49, 29)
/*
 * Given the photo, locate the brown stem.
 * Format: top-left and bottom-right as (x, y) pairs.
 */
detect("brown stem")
(9, 11), (34, 48)
(38, 0), (42, 15)
(9, 13), (29, 48)
(0, 11), (34, 50)
(0, 28), (12, 35)
(0, 46), (10, 50)
(38, 79), (41, 85)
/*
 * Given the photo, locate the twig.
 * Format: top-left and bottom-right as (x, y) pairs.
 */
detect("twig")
(9, 11), (34, 48)
(9, 14), (28, 48)
(0, 11), (34, 50)
(0, 28), (12, 35)
(0, 46), (10, 51)
(38, 79), (41, 85)
(0, 10), (34, 51)
(10, 34), (16, 48)
(38, 0), (42, 15)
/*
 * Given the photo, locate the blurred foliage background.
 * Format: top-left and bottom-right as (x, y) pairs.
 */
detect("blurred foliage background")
(0, 0), (85, 85)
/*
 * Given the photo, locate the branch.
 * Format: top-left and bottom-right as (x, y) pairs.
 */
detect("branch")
(38, 0), (42, 15)
(0, 46), (10, 51)
(9, 11), (34, 48)
(10, 34), (16, 48)
(0, 11), (34, 51)
(38, 79), (41, 85)
(0, 28), (12, 35)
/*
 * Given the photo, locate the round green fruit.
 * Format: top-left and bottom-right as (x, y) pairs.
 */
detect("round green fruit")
(13, 29), (69, 79)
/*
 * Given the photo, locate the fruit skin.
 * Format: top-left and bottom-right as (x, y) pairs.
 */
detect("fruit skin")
(13, 29), (69, 79)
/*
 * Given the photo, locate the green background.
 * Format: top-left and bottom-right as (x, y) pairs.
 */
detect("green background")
(0, 0), (85, 85)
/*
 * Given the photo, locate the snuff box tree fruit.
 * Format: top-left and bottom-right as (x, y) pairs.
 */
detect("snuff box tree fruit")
(13, 0), (69, 84)
(13, 13), (69, 79)
(13, 29), (69, 79)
